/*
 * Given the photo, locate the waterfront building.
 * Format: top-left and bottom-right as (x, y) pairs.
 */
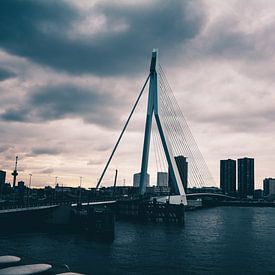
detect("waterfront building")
(263, 178), (270, 196)
(220, 159), (236, 195)
(270, 180), (275, 196)
(168, 155), (188, 194)
(0, 170), (6, 186)
(133, 173), (150, 188)
(254, 189), (263, 200)
(238, 157), (254, 198)
(18, 180), (25, 189)
(157, 172), (168, 187)
(263, 178), (275, 197)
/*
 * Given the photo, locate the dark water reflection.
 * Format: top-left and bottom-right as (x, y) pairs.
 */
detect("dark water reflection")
(1, 207), (275, 274)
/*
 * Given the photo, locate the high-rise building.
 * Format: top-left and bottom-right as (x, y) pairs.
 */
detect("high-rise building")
(220, 159), (236, 194)
(157, 172), (168, 187)
(18, 180), (25, 189)
(0, 170), (6, 186)
(168, 155), (188, 194)
(238, 157), (254, 198)
(263, 178), (270, 196)
(269, 180), (275, 196)
(263, 178), (275, 196)
(133, 173), (150, 188)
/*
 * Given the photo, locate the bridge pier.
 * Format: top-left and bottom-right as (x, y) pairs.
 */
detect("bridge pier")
(116, 198), (185, 225)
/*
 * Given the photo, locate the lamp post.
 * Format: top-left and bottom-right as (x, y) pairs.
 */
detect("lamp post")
(53, 176), (58, 203)
(28, 173), (32, 206)
(79, 176), (83, 204)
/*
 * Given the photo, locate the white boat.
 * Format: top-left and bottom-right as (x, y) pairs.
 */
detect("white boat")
(0, 255), (21, 265)
(0, 263), (52, 275)
(56, 273), (85, 275)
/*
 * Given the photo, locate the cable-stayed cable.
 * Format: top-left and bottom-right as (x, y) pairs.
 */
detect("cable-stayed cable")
(159, 65), (214, 185)
(96, 74), (150, 189)
(157, 65), (215, 188)
(158, 87), (202, 188)
(159, 79), (204, 187)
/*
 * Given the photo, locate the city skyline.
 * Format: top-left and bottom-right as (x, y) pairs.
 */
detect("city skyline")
(1, 1), (275, 189)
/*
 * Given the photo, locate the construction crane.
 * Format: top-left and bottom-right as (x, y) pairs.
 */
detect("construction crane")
(11, 156), (18, 188)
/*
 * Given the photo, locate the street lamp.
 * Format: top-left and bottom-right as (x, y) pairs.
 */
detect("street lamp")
(55, 176), (58, 187)
(28, 173), (32, 206)
(79, 176), (83, 204)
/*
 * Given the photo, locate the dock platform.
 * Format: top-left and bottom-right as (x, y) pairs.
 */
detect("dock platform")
(116, 198), (185, 225)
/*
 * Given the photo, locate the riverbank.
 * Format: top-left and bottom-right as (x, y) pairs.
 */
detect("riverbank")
(203, 200), (275, 207)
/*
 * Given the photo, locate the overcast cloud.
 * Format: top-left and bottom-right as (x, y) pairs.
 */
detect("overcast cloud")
(0, 0), (274, 188)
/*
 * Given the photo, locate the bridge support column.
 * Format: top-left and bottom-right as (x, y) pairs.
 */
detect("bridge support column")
(139, 49), (187, 205)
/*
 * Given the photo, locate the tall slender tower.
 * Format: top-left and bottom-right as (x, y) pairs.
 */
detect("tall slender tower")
(238, 157), (254, 198)
(169, 156), (188, 194)
(220, 159), (236, 195)
(139, 49), (187, 205)
(11, 156), (18, 188)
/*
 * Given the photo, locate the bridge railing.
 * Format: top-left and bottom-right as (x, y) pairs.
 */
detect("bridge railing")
(0, 198), (118, 211)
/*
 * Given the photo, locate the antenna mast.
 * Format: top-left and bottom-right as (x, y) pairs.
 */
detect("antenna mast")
(12, 156), (18, 188)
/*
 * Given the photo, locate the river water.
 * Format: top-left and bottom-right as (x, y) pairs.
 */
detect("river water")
(1, 207), (275, 274)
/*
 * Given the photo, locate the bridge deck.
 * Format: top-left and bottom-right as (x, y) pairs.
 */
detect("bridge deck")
(187, 193), (237, 200)
(0, 205), (58, 214)
(71, 201), (116, 207)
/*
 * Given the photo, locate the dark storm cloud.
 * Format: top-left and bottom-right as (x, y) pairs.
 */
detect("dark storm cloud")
(87, 159), (103, 166)
(1, 84), (120, 127)
(0, 144), (13, 153)
(190, 107), (275, 133)
(1, 109), (28, 122)
(31, 147), (62, 156)
(0, 67), (16, 81)
(193, 14), (275, 64)
(0, 0), (205, 75)
(39, 168), (54, 174)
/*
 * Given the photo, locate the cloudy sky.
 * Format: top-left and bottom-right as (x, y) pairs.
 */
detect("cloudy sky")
(0, 0), (275, 189)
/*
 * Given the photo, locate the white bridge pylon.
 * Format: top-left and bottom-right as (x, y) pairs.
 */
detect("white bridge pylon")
(139, 49), (187, 205)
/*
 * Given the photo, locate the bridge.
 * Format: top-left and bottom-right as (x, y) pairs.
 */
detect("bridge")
(0, 50), (218, 228)
(187, 193), (237, 201)
(96, 49), (215, 206)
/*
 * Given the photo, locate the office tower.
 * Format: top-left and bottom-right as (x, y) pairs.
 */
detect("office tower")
(238, 157), (254, 198)
(18, 180), (25, 189)
(169, 155), (188, 194)
(0, 170), (6, 186)
(133, 173), (150, 188)
(263, 178), (270, 196)
(157, 172), (168, 187)
(263, 178), (275, 196)
(269, 179), (275, 196)
(220, 159), (236, 194)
